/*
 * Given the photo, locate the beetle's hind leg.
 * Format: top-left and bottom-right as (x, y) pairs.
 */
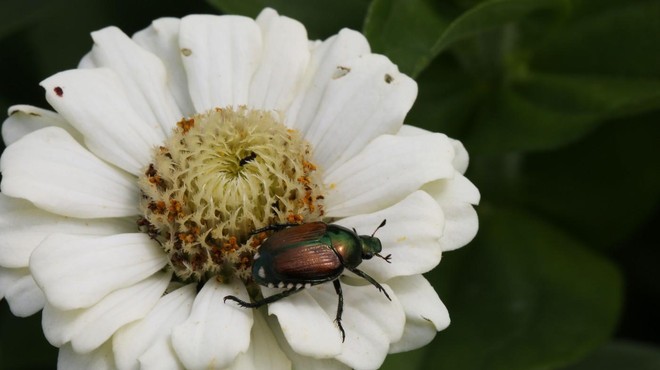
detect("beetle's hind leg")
(224, 286), (304, 308)
(333, 279), (346, 342)
(349, 268), (392, 301)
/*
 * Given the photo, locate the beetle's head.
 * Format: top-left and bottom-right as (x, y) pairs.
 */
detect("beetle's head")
(359, 236), (382, 260)
(358, 219), (391, 263)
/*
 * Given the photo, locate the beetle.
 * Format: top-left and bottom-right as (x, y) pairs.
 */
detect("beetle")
(223, 219), (391, 341)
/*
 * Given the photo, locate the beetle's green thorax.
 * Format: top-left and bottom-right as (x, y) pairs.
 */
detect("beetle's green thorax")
(323, 224), (361, 268)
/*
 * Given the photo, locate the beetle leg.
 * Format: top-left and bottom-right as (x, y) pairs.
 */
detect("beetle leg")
(333, 279), (346, 342)
(376, 253), (392, 263)
(348, 268), (392, 301)
(251, 223), (300, 235)
(224, 286), (304, 308)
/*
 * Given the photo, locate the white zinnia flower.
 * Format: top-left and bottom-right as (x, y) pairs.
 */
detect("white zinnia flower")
(0, 8), (479, 370)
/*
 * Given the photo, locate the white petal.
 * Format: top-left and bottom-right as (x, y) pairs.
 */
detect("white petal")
(133, 18), (196, 117)
(114, 284), (195, 370)
(0, 127), (140, 218)
(172, 278), (253, 370)
(303, 54), (417, 172)
(226, 311), (291, 370)
(0, 267), (46, 316)
(41, 68), (165, 175)
(4, 272), (45, 317)
(179, 15), (262, 112)
(286, 29), (370, 132)
(395, 124), (428, 136)
(439, 201), (478, 252)
(424, 175), (480, 251)
(335, 191), (444, 281)
(0, 193), (134, 268)
(87, 27), (183, 134)
(58, 341), (115, 370)
(266, 314), (350, 370)
(42, 271), (171, 352)
(324, 133), (454, 217)
(138, 340), (185, 370)
(2, 104), (81, 145)
(387, 275), (449, 353)
(425, 171), (480, 206)
(309, 283), (404, 370)
(400, 126), (473, 175)
(451, 139), (470, 174)
(266, 286), (342, 358)
(78, 52), (96, 68)
(0, 267), (22, 299)
(30, 233), (167, 310)
(248, 9), (310, 111)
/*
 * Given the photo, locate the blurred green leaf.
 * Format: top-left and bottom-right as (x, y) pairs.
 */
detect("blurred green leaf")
(516, 113), (660, 249)
(206, 0), (371, 39)
(431, 0), (569, 59)
(0, 302), (57, 368)
(364, 0), (569, 77)
(563, 341), (660, 370)
(423, 205), (622, 370)
(530, 0), (660, 78)
(0, 0), (53, 39)
(363, 0), (454, 77)
(406, 57), (480, 138)
(465, 72), (660, 153)
(445, 0), (660, 154)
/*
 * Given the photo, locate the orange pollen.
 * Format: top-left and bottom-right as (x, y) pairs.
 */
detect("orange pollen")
(251, 233), (268, 248)
(221, 236), (239, 254)
(302, 191), (315, 212)
(303, 160), (317, 171)
(177, 232), (196, 244)
(176, 118), (195, 134)
(148, 200), (167, 214)
(287, 213), (304, 224)
(167, 200), (184, 222)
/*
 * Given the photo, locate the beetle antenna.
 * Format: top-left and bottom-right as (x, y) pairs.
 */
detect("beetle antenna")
(376, 253), (392, 263)
(371, 219), (387, 237)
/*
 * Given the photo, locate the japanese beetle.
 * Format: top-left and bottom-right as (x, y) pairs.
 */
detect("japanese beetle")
(224, 220), (391, 341)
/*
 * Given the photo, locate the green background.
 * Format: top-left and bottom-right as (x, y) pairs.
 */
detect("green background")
(1, 0), (659, 369)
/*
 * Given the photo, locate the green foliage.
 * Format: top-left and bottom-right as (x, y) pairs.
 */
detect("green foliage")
(1, 0), (659, 368)
(0, 0), (54, 39)
(364, 0), (571, 77)
(564, 340), (660, 370)
(0, 303), (57, 368)
(421, 205), (622, 370)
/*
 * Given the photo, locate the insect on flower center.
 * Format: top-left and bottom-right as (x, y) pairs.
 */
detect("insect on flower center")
(137, 106), (325, 282)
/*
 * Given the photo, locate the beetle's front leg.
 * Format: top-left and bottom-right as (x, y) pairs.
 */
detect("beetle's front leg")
(224, 286), (304, 308)
(348, 268), (391, 301)
(333, 279), (346, 342)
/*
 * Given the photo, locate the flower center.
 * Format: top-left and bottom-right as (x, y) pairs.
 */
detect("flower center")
(137, 107), (325, 282)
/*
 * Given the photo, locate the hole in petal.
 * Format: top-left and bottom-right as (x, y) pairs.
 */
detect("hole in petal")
(332, 66), (351, 79)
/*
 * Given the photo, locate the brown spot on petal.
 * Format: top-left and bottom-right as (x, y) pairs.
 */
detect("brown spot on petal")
(54, 87), (64, 97)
